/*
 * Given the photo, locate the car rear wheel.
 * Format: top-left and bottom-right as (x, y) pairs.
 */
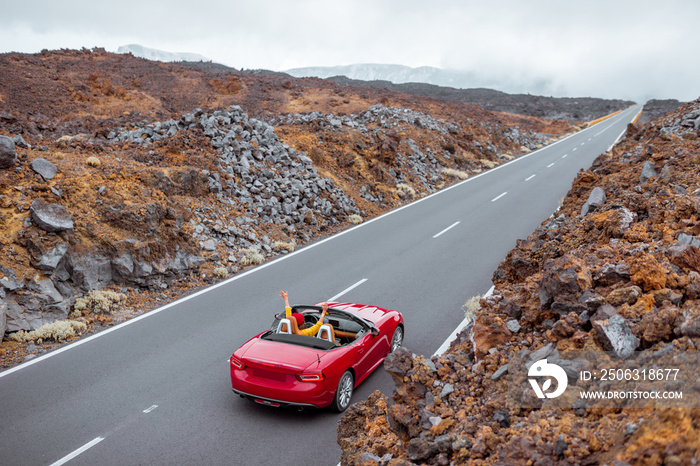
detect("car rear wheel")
(390, 326), (403, 352)
(332, 370), (354, 412)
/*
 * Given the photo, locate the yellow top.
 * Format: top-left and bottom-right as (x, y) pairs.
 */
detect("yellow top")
(285, 306), (324, 337)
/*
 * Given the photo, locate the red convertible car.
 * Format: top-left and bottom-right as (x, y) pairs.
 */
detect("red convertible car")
(230, 301), (404, 411)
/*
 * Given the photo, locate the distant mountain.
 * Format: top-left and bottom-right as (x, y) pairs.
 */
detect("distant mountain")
(284, 63), (567, 97)
(117, 44), (210, 63)
(285, 64), (480, 89)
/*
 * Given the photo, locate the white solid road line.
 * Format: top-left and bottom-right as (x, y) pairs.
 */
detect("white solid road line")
(328, 279), (368, 302)
(608, 128), (627, 152)
(433, 285), (495, 357)
(433, 221), (460, 238)
(49, 437), (105, 466)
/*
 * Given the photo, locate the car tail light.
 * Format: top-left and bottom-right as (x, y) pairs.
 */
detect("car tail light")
(296, 372), (326, 382)
(230, 355), (245, 370)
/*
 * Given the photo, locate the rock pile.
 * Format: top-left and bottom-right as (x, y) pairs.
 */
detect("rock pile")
(108, 105), (361, 247)
(337, 100), (700, 465)
(272, 104), (560, 201)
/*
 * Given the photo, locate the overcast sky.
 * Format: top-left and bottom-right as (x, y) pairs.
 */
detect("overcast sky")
(2, 0), (699, 102)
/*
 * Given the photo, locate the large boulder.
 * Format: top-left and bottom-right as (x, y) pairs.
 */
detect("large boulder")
(0, 135), (17, 169)
(30, 200), (74, 232)
(5, 297), (71, 332)
(65, 252), (113, 291)
(35, 243), (69, 272)
(4, 278), (71, 332)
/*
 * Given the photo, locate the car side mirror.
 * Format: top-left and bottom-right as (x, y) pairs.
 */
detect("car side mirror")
(370, 327), (379, 337)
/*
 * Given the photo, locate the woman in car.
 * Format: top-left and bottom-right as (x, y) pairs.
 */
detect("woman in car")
(279, 290), (328, 337)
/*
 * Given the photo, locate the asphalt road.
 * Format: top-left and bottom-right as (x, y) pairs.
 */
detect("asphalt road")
(0, 105), (641, 466)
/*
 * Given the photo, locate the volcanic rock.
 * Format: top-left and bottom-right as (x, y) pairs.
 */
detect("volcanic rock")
(0, 266), (23, 292)
(29, 200), (74, 232)
(591, 310), (639, 358)
(5, 278), (70, 332)
(0, 135), (17, 168)
(606, 285), (642, 306)
(29, 157), (57, 180)
(538, 254), (591, 311)
(35, 242), (69, 271)
(471, 313), (511, 359)
(640, 160), (658, 183)
(677, 303), (700, 337)
(580, 186), (606, 216)
(0, 299), (6, 336)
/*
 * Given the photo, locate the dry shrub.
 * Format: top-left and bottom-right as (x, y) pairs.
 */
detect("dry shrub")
(347, 214), (363, 225)
(480, 159), (499, 169)
(239, 249), (264, 266)
(10, 320), (87, 343)
(442, 168), (469, 180)
(272, 241), (296, 252)
(395, 183), (416, 199)
(462, 296), (481, 321)
(73, 289), (126, 315)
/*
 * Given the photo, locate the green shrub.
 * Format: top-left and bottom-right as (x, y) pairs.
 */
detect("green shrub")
(213, 267), (229, 279)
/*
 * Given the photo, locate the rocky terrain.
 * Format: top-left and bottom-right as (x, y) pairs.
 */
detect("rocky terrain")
(323, 76), (635, 121)
(634, 99), (684, 127)
(0, 48), (577, 364)
(336, 100), (700, 465)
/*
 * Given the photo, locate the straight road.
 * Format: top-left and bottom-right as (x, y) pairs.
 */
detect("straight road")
(0, 105), (641, 465)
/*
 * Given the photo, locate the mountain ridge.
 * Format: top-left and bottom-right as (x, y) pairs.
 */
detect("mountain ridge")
(117, 43), (210, 63)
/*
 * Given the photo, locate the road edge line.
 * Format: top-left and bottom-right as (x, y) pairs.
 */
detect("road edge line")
(433, 285), (494, 357)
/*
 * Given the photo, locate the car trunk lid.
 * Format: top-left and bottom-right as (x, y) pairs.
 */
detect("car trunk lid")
(239, 338), (327, 379)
